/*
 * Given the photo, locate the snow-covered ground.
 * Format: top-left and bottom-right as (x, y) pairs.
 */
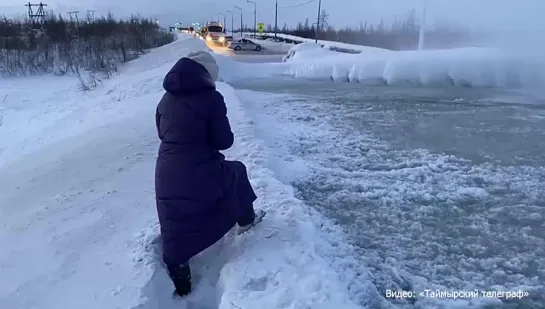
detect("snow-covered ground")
(2, 31), (544, 309)
(281, 42), (545, 88)
(222, 33), (545, 89)
(199, 32), (545, 90)
(0, 34), (379, 309)
(261, 32), (385, 53)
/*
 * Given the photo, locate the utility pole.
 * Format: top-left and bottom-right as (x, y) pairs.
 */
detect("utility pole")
(86, 10), (95, 23)
(67, 10), (80, 24)
(315, 0), (322, 43)
(274, 0), (278, 39)
(247, 0), (256, 38)
(25, 2), (47, 26)
(235, 6), (243, 37)
(226, 10), (234, 36)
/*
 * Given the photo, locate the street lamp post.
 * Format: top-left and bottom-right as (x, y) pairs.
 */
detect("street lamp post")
(247, 0), (256, 38)
(234, 6), (243, 37)
(218, 12), (226, 33)
(274, 0), (278, 39)
(226, 10), (234, 36)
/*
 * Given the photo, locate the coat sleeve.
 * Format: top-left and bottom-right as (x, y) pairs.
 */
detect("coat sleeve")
(208, 91), (234, 150)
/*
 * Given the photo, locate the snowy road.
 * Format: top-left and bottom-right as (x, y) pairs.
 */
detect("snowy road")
(231, 78), (545, 309)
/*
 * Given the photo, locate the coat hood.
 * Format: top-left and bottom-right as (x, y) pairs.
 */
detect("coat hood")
(162, 57), (216, 94)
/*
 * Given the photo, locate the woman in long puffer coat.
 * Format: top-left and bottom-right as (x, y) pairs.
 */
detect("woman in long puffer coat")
(154, 50), (265, 297)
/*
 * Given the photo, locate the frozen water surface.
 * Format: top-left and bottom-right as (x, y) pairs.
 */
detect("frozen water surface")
(232, 78), (545, 309)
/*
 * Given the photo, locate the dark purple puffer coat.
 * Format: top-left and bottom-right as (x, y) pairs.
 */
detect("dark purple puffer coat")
(155, 57), (257, 266)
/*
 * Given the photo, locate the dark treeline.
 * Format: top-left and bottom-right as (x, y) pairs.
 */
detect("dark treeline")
(0, 12), (174, 86)
(262, 9), (472, 50)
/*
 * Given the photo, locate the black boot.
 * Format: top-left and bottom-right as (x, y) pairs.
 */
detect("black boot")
(237, 209), (266, 235)
(167, 263), (191, 297)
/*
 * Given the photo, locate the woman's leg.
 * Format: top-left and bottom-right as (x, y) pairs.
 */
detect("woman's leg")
(166, 263), (192, 297)
(228, 161), (257, 226)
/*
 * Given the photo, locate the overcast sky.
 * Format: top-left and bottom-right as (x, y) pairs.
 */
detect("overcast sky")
(1, 0), (544, 33)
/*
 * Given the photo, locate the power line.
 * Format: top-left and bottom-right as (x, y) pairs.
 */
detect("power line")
(260, 0), (317, 12)
(280, 0), (317, 9)
(254, 0), (319, 34)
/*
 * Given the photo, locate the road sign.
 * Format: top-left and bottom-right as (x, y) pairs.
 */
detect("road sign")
(257, 22), (265, 33)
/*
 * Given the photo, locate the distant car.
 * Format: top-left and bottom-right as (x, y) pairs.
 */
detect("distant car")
(227, 38), (262, 51)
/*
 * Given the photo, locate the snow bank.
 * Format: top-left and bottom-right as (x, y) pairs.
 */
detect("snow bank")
(262, 32), (382, 53)
(282, 42), (340, 62)
(256, 38), (297, 53)
(131, 82), (383, 309)
(282, 42), (545, 87)
(264, 33), (545, 88)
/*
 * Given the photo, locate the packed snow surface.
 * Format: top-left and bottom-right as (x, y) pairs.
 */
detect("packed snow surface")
(0, 34), (378, 309)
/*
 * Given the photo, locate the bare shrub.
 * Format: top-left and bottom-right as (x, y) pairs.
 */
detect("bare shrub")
(0, 12), (175, 87)
(75, 67), (102, 91)
(0, 94), (6, 127)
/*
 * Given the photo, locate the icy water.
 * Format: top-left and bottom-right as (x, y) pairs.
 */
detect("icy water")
(231, 78), (545, 309)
